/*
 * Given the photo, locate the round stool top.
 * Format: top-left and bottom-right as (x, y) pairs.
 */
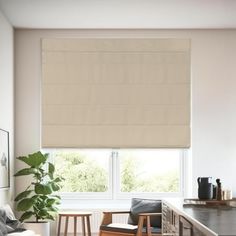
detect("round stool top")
(59, 211), (92, 216)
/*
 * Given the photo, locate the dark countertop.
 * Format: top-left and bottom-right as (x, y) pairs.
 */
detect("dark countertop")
(164, 198), (236, 236)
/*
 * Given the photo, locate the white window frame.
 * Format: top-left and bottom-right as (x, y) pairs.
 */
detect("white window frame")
(113, 149), (187, 200)
(44, 148), (188, 200)
(46, 148), (113, 200)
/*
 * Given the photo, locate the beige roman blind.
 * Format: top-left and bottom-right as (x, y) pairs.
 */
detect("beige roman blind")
(42, 38), (190, 148)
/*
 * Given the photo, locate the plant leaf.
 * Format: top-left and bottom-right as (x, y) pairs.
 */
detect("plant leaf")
(14, 168), (38, 177)
(51, 195), (61, 199)
(28, 151), (48, 167)
(15, 190), (32, 201)
(48, 163), (55, 174)
(54, 177), (64, 183)
(47, 211), (57, 219)
(16, 156), (32, 167)
(38, 195), (47, 201)
(19, 211), (34, 222)
(17, 198), (34, 211)
(35, 183), (53, 195)
(17, 151), (48, 167)
(47, 206), (58, 212)
(48, 173), (53, 180)
(37, 209), (49, 219)
(47, 214), (55, 220)
(46, 198), (56, 206)
(31, 195), (40, 202)
(50, 182), (60, 191)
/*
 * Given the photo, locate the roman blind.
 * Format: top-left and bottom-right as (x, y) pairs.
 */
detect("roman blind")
(42, 38), (190, 148)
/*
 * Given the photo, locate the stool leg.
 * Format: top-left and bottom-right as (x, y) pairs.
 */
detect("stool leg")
(74, 216), (77, 236)
(86, 216), (91, 236)
(137, 216), (144, 236)
(146, 216), (151, 236)
(57, 215), (62, 236)
(64, 216), (69, 236)
(82, 216), (86, 236)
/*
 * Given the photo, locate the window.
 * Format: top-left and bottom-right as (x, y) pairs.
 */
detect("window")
(51, 149), (111, 199)
(118, 149), (180, 193)
(48, 149), (186, 199)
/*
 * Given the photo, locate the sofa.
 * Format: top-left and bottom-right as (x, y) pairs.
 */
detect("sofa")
(8, 230), (36, 236)
(0, 205), (36, 236)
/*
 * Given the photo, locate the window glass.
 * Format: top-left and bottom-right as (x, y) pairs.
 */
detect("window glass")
(49, 149), (183, 197)
(118, 149), (180, 193)
(53, 150), (110, 192)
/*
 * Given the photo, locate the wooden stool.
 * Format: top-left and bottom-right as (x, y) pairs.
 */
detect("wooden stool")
(57, 211), (92, 236)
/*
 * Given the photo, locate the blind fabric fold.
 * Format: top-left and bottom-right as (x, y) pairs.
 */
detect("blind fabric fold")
(41, 38), (191, 148)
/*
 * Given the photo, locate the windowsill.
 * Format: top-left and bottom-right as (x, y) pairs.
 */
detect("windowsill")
(60, 199), (131, 210)
(59, 196), (184, 210)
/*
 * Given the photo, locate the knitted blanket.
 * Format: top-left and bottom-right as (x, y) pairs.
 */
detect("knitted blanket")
(0, 205), (24, 236)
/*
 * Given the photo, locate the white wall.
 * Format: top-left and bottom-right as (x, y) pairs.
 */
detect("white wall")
(14, 29), (236, 199)
(0, 10), (14, 206)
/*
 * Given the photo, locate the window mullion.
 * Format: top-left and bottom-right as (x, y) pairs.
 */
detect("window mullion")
(111, 149), (119, 200)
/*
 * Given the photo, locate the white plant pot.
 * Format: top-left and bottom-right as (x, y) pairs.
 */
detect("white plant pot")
(23, 221), (50, 236)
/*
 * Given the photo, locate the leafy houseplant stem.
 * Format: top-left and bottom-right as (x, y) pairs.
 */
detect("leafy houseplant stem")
(14, 151), (64, 222)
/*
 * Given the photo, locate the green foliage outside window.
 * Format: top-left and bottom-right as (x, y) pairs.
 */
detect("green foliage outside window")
(54, 152), (179, 193)
(121, 156), (179, 193)
(54, 152), (108, 192)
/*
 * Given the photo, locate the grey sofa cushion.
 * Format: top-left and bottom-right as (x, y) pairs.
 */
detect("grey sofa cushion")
(0, 205), (25, 235)
(0, 208), (8, 236)
(128, 198), (162, 228)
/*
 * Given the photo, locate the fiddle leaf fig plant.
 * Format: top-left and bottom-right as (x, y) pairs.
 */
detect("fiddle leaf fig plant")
(14, 151), (64, 222)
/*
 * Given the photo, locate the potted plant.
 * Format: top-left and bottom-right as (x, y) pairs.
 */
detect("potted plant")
(14, 151), (63, 236)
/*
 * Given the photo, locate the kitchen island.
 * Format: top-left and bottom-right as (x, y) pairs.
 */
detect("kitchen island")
(163, 198), (236, 236)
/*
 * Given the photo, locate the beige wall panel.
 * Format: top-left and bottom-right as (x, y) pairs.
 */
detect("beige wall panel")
(42, 38), (190, 147)
(42, 64), (68, 84)
(42, 38), (190, 52)
(42, 65), (189, 86)
(166, 63), (190, 83)
(88, 85), (189, 105)
(42, 105), (88, 125)
(42, 51), (190, 85)
(43, 105), (189, 125)
(100, 63), (126, 84)
(42, 84), (91, 105)
(42, 125), (190, 148)
(42, 51), (66, 64)
(43, 51), (189, 65)
(143, 106), (190, 125)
